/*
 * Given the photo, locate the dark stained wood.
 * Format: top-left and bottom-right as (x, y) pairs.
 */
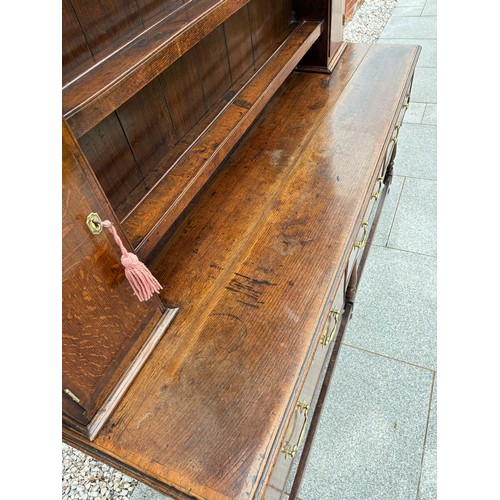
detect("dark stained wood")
(63, 44), (421, 499)
(223, 6), (255, 82)
(113, 9), (298, 223)
(62, 0), (94, 85)
(293, 0), (329, 69)
(159, 47), (208, 140)
(146, 43), (370, 318)
(116, 78), (177, 178)
(271, 0), (292, 40)
(63, 0), (251, 138)
(78, 112), (144, 210)
(195, 26), (233, 108)
(62, 119), (168, 431)
(70, 0), (144, 61)
(248, 0), (273, 61)
(113, 71), (245, 221)
(346, 261), (358, 304)
(136, 0), (187, 29)
(122, 20), (323, 256)
(293, 0), (347, 72)
(385, 143), (397, 187)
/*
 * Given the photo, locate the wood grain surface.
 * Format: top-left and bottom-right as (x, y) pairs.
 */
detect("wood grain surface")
(122, 20), (323, 257)
(64, 43), (420, 499)
(62, 120), (164, 424)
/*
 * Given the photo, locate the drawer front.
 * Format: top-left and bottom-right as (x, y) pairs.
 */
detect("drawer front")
(266, 276), (345, 497)
(384, 121), (402, 172)
(385, 81), (412, 170)
(345, 170), (384, 290)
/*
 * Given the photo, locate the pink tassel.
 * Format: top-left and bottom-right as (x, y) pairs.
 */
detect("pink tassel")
(102, 220), (162, 302)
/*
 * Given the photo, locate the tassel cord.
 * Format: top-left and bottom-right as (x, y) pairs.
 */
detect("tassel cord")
(100, 220), (162, 302)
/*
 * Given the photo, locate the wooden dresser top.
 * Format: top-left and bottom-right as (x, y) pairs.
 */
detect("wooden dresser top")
(64, 43), (420, 499)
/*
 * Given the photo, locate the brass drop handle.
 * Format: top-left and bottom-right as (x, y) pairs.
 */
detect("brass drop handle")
(86, 212), (103, 235)
(402, 91), (411, 109)
(320, 307), (341, 347)
(390, 124), (402, 145)
(282, 401), (310, 459)
(354, 221), (368, 249)
(371, 176), (384, 200)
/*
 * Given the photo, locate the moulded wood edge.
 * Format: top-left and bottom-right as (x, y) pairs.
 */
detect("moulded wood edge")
(63, 307), (179, 441)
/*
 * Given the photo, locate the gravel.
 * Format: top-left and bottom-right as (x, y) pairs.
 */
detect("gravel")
(343, 0), (398, 43)
(62, 2), (398, 499)
(62, 444), (138, 499)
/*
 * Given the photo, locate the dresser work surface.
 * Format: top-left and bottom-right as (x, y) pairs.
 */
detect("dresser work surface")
(64, 43), (420, 499)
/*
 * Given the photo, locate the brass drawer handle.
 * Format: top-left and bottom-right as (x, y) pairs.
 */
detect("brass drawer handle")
(390, 124), (401, 145)
(282, 401), (310, 459)
(402, 91), (411, 109)
(371, 176), (384, 200)
(354, 221), (368, 249)
(320, 307), (340, 347)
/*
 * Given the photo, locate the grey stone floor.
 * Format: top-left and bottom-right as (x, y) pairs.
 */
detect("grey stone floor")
(132, 2), (438, 499)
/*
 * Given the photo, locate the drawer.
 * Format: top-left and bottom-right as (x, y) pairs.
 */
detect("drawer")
(384, 83), (411, 170)
(266, 276), (345, 497)
(345, 171), (385, 289)
(384, 121), (402, 172)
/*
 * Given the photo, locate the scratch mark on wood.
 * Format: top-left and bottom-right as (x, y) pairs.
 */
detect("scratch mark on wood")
(234, 273), (276, 287)
(225, 272), (276, 307)
(236, 300), (259, 309)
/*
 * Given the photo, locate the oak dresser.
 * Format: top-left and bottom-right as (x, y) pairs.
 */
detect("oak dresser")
(62, 1), (420, 498)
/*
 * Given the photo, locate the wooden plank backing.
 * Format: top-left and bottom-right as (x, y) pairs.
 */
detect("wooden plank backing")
(69, 0), (144, 61)
(122, 20), (323, 256)
(63, 0), (251, 138)
(64, 44), (420, 499)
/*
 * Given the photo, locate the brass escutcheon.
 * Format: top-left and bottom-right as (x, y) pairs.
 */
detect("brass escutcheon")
(86, 212), (103, 235)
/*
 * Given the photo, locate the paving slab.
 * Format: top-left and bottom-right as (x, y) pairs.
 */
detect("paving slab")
(343, 245), (437, 370)
(387, 177), (437, 256)
(421, 0), (437, 16)
(379, 16), (436, 39)
(392, 6), (424, 16)
(299, 346), (433, 500)
(411, 67), (437, 103)
(394, 123), (437, 180)
(422, 103), (437, 125)
(404, 101), (426, 123)
(130, 483), (171, 500)
(372, 175), (405, 247)
(417, 376), (437, 500)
